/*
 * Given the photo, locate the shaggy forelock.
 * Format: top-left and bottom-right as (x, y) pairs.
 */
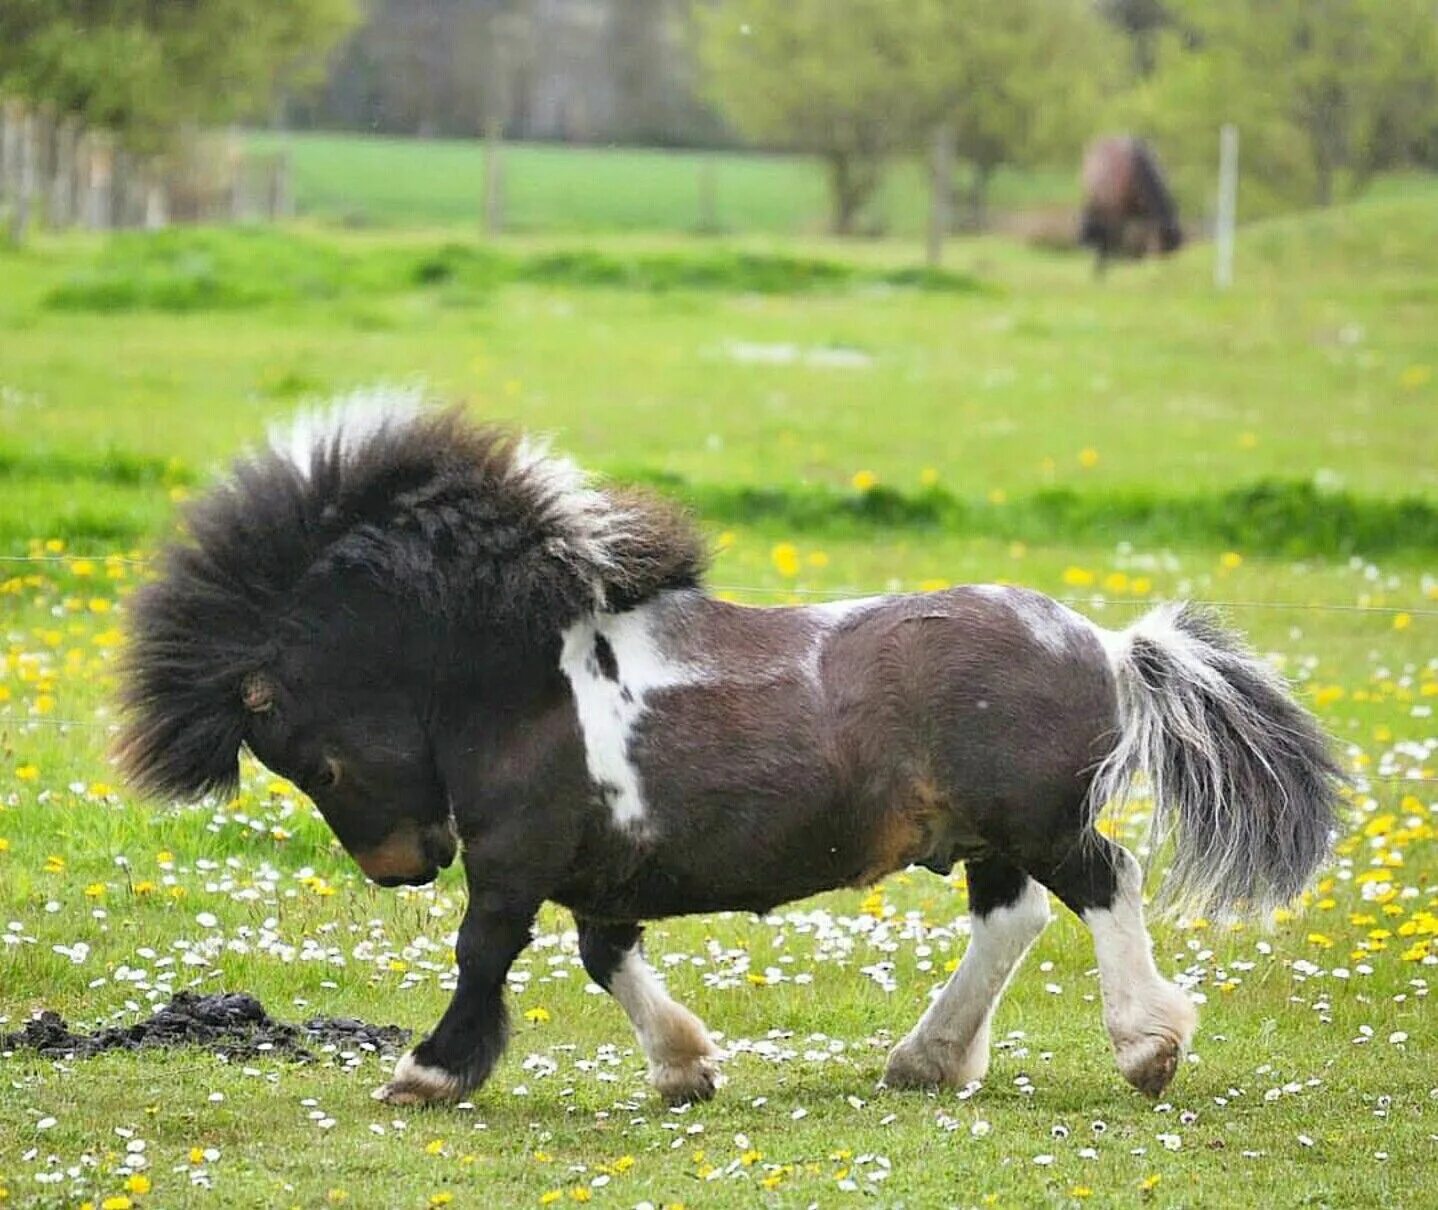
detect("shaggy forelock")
(115, 393), (707, 800)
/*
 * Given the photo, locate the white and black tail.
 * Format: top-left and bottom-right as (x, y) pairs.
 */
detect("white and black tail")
(1091, 604), (1344, 918)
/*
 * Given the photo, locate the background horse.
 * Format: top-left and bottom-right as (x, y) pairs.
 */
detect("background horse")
(116, 399), (1341, 1109)
(1080, 134), (1185, 273)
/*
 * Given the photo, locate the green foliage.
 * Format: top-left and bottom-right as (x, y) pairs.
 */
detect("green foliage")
(906, 0), (1123, 222)
(628, 473), (1438, 559)
(696, 0), (925, 233)
(0, 0), (357, 150)
(40, 228), (988, 314)
(1117, 0), (1438, 214)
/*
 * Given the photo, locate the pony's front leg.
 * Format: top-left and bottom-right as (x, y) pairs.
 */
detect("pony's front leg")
(577, 917), (722, 1105)
(373, 901), (537, 1105)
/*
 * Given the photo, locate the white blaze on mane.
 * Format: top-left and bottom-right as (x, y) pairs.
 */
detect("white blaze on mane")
(270, 382), (429, 477)
(560, 597), (708, 829)
(271, 391), (636, 595)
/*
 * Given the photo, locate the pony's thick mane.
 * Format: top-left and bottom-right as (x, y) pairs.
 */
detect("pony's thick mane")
(115, 390), (706, 800)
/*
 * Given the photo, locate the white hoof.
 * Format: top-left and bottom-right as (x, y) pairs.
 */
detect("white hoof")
(371, 1051), (463, 1106)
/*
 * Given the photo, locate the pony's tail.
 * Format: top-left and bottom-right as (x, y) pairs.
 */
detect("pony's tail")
(1090, 604), (1344, 919)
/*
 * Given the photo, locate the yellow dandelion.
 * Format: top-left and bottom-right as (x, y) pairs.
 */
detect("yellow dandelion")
(1078, 447), (1100, 468)
(987, 488), (1006, 505)
(919, 578), (950, 593)
(806, 550), (830, 569)
(1393, 612), (1411, 631)
(540, 1194), (562, 1207)
(101, 1198), (132, 1210)
(1103, 571), (1129, 594)
(0, 839), (9, 853)
(524, 1006), (551, 1023)
(770, 543), (801, 578)
(15, 764), (39, 782)
(425, 1139), (446, 1156)
(569, 1189), (592, 1203)
(84, 883), (106, 898)
(88, 597), (112, 613)
(123, 1176), (150, 1195)
(429, 1194), (454, 1207)
(1399, 364), (1431, 389)
(919, 467), (940, 487)
(1062, 567), (1096, 588)
(851, 470), (878, 492)
(1220, 551), (1243, 570)
(715, 530), (736, 551)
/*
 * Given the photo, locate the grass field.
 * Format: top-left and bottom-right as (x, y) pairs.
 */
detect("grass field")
(1, 187), (1435, 1208)
(245, 131), (1075, 237)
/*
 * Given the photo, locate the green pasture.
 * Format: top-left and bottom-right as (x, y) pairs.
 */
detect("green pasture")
(246, 131), (1075, 236)
(1, 187), (1435, 1207)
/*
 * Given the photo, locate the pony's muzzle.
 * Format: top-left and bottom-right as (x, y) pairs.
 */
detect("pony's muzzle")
(357, 820), (458, 888)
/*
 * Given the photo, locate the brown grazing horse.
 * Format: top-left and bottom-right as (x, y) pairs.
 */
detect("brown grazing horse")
(116, 397), (1340, 1110)
(1080, 135), (1184, 273)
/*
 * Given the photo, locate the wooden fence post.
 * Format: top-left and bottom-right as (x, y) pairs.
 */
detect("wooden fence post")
(49, 116), (77, 229)
(926, 122), (955, 269)
(9, 106), (36, 244)
(1214, 124), (1239, 290)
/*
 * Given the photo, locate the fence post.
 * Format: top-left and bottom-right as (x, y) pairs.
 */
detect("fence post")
(696, 158), (718, 234)
(9, 106), (36, 244)
(926, 121), (955, 269)
(1214, 123), (1239, 290)
(270, 150), (293, 220)
(482, 116), (505, 234)
(49, 115), (77, 229)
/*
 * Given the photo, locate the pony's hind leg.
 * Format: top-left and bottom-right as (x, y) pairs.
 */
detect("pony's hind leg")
(576, 917), (722, 1105)
(883, 859), (1050, 1090)
(1037, 836), (1197, 1097)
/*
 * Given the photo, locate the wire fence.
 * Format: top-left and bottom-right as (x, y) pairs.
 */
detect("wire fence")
(3, 551), (1435, 618)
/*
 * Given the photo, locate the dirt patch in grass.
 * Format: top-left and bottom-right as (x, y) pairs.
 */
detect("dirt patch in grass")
(1, 992), (410, 1064)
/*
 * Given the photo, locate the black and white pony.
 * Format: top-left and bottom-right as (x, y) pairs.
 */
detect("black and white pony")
(117, 399), (1341, 1107)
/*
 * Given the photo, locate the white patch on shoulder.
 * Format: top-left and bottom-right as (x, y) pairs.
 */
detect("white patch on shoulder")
(560, 597), (705, 829)
(271, 382), (429, 477)
(801, 595), (886, 680)
(974, 584), (1087, 656)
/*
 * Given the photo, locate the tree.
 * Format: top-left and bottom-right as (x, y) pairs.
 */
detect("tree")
(1125, 0), (1438, 212)
(0, 1), (357, 151)
(696, 0), (924, 234)
(908, 0), (1122, 233)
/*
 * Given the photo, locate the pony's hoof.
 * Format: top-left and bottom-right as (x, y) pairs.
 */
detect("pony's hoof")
(1115, 1034), (1182, 1098)
(881, 1036), (986, 1091)
(372, 1052), (463, 1106)
(653, 1056), (721, 1106)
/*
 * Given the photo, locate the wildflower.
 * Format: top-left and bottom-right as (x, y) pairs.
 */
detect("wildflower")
(770, 544), (801, 578)
(1393, 613), (1411, 631)
(524, 1006), (551, 1023)
(1062, 567), (1095, 588)
(539, 1195), (562, 1207)
(124, 1176), (150, 1195)
(425, 1139), (446, 1156)
(1078, 448), (1099, 468)
(1140, 1174), (1161, 1192)
(919, 578), (950, 592)
(15, 764), (39, 782)
(851, 470), (877, 492)
(569, 1189), (592, 1203)
(987, 488), (1006, 505)
(0, 839), (9, 853)
(1220, 552), (1243, 570)
(1238, 431), (1258, 448)
(85, 883), (106, 898)
(429, 1194), (454, 1207)
(919, 467), (940, 487)
(806, 550), (830, 568)
(101, 1199), (132, 1210)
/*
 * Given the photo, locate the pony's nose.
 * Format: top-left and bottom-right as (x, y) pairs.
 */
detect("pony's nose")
(423, 823), (458, 870)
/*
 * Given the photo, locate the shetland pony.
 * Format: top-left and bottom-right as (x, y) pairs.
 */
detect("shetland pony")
(1080, 135), (1184, 275)
(116, 399), (1340, 1107)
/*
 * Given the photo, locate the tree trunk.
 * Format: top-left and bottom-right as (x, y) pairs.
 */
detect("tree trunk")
(926, 122), (955, 268)
(965, 162), (994, 232)
(826, 152), (875, 236)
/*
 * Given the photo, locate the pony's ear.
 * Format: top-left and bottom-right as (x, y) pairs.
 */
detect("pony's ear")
(241, 673), (275, 713)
